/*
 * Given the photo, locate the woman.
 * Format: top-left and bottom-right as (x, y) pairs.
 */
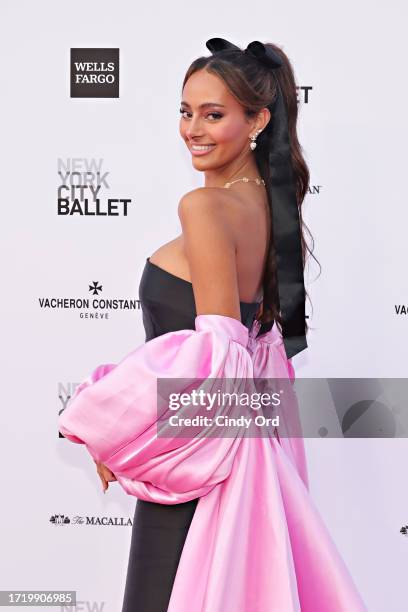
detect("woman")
(59, 38), (367, 611)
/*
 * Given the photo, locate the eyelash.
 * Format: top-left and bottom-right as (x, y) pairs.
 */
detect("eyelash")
(179, 109), (223, 121)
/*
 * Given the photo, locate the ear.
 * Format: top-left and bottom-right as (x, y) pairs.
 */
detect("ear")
(256, 107), (271, 132)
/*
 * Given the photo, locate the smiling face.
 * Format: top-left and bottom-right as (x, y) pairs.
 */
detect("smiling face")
(179, 69), (257, 172)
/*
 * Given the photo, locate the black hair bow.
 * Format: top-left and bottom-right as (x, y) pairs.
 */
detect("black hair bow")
(205, 37), (308, 360)
(206, 38), (282, 70)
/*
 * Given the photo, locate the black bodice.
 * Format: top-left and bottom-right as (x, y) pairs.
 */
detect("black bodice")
(139, 257), (261, 341)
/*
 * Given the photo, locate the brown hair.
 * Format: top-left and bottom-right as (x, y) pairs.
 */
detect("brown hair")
(182, 42), (320, 334)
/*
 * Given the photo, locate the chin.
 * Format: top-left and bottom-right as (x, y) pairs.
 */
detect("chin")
(191, 159), (213, 170)
(191, 156), (223, 171)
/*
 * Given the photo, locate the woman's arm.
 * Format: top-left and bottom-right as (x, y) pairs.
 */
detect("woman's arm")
(178, 187), (241, 321)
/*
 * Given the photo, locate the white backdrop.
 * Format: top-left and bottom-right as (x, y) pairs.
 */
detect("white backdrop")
(1, 1), (407, 610)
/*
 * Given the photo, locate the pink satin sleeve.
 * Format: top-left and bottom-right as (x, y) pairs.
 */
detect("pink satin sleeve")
(58, 314), (256, 502)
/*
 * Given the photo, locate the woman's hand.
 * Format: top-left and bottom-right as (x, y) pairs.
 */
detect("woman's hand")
(94, 459), (117, 493)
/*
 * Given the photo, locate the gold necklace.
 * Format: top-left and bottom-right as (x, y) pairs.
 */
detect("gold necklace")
(223, 176), (265, 189)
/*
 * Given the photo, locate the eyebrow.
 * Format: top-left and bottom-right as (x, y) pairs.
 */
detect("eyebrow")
(180, 101), (226, 109)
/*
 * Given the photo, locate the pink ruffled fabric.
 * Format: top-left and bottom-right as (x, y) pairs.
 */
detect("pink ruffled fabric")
(58, 314), (367, 611)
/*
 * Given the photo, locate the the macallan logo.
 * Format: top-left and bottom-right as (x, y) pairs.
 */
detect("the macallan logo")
(57, 157), (132, 216)
(49, 514), (132, 527)
(50, 514), (70, 525)
(38, 281), (140, 319)
(70, 48), (119, 98)
(395, 305), (408, 315)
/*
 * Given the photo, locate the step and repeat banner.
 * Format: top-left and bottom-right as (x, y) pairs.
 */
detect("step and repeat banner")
(2, 1), (406, 610)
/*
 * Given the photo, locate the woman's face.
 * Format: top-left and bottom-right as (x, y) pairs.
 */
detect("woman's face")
(179, 69), (256, 171)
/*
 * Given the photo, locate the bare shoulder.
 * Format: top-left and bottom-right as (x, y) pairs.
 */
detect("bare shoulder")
(177, 187), (241, 319)
(178, 186), (235, 226)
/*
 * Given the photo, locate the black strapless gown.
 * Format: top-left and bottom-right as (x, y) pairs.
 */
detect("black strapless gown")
(121, 258), (261, 612)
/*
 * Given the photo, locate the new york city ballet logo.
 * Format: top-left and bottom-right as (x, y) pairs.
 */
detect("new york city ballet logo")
(57, 157), (132, 216)
(296, 85), (313, 104)
(70, 48), (119, 98)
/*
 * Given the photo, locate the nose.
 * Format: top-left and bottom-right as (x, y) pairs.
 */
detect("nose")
(185, 115), (205, 141)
